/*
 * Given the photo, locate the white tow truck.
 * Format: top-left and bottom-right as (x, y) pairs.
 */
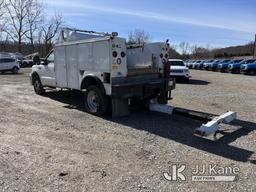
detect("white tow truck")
(30, 28), (236, 137)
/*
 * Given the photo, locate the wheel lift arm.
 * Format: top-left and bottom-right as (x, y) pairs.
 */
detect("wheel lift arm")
(149, 101), (237, 137)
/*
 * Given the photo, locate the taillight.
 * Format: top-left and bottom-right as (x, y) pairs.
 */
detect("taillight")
(112, 51), (118, 58)
(121, 52), (126, 58)
(164, 61), (171, 78)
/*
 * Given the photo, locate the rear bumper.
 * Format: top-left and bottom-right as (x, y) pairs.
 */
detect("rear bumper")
(111, 78), (175, 99)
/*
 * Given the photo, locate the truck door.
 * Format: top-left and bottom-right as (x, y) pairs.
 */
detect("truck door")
(41, 51), (56, 87)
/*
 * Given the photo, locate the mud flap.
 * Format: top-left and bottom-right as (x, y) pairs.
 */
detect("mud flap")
(112, 98), (130, 117)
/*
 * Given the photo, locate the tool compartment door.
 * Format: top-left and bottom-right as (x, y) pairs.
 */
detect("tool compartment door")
(55, 46), (68, 87)
(66, 45), (79, 89)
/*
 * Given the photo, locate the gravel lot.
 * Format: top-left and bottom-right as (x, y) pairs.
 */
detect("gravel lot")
(0, 68), (255, 192)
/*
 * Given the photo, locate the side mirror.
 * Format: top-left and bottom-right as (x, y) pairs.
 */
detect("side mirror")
(41, 59), (48, 65)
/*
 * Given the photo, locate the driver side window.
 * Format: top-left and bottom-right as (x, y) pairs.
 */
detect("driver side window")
(47, 52), (54, 63)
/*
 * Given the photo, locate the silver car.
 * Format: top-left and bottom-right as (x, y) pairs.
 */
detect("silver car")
(0, 57), (20, 74)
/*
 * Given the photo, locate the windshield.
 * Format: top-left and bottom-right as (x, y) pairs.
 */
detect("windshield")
(234, 60), (243, 63)
(0, 58), (15, 64)
(170, 61), (185, 66)
(246, 59), (256, 64)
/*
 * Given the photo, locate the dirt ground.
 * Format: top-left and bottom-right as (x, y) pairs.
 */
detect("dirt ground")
(0, 68), (255, 192)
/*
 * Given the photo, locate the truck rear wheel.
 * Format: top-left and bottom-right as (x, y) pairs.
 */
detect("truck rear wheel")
(84, 85), (108, 116)
(33, 76), (45, 95)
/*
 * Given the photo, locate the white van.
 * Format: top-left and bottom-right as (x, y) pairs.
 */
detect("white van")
(0, 57), (20, 74)
(169, 59), (190, 82)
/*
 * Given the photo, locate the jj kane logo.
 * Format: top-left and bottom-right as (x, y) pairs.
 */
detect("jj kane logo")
(163, 163), (186, 182)
(163, 163), (240, 182)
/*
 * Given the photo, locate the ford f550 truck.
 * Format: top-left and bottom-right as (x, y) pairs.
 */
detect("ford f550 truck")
(30, 28), (175, 117)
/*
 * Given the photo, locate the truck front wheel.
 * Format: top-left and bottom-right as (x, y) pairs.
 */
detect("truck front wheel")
(84, 85), (108, 116)
(33, 76), (45, 95)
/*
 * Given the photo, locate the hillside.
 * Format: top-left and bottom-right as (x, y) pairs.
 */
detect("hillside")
(211, 42), (255, 58)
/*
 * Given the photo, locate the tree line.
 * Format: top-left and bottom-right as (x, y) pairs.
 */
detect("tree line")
(0, 0), (63, 57)
(127, 30), (255, 59)
(175, 41), (255, 59)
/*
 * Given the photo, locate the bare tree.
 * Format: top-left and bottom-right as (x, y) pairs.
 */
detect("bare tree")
(4, 0), (33, 52)
(178, 42), (190, 55)
(128, 29), (151, 44)
(0, 0), (4, 18)
(0, 0), (6, 31)
(41, 13), (63, 55)
(25, 0), (43, 50)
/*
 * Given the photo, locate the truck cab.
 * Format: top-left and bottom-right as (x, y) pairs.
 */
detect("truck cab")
(31, 50), (56, 94)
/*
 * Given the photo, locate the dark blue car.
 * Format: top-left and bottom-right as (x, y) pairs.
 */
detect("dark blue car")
(217, 59), (243, 72)
(240, 61), (256, 75)
(228, 59), (256, 74)
(209, 59), (231, 71)
(197, 59), (214, 70)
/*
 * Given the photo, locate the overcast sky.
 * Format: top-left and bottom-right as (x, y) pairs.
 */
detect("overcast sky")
(44, 0), (256, 48)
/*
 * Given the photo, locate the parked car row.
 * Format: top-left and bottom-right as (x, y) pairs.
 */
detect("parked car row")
(185, 59), (256, 75)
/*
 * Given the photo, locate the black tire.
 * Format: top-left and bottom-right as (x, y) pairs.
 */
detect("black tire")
(249, 70), (256, 76)
(12, 67), (19, 74)
(23, 62), (28, 68)
(184, 78), (189, 83)
(33, 76), (45, 95)
(233, 68), (240, 74)
(84, 85), (109, 116)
